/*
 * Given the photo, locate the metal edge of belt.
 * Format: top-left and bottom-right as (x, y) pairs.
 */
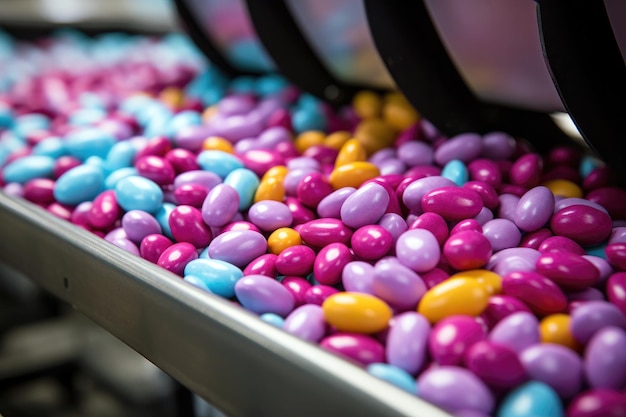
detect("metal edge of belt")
(0, 191), (452, 417)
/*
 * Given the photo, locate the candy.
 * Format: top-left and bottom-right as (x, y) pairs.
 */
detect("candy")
(514, 186), (555, 232)
(366, 363), (416, 393)
(314, 242), (353, 286)
(606, 272), (626, 315)
(243, 254), (278, 277)
(395, 229), (441, 273)
(184, 258), (243, 298)
(322, 292), (392, 334)
(207, 230), (267, 268)
(520, 343), (583, 399)
(274, 245), (315, 277)
(510, 153), (542, 188)
(418, 277), (490, 323)
(328, 161), (380, 189)
(539, 314), (579, 350)
(319, 332), (384, 366)
(584, 326), (626, 389)
(550, 205), (612, 247)
(385, 312), (430, 374)
(372, 258), (427, 310)
(114, 175), (163, 214)
(482, 218), (522, 252)
(501, 271), (567, 316)
(54, 164), (105, 205)
(341, 261), (375, 294)
(497, 381), (564, 417)
(567, 389), (626, 417)
(234, 274), (295, 317)
(569, 301), (626, 345)
(157, 242), (198, 276)
(201, 183), (240, 227)
(169, 205), (212, 248)
(283, 304), (326, 343)
(298, 218), (353, 248)
(434, 133), (482, 165)
(464, 340), (526, 390)
(443, 230), (492, 270)
(351, 225), (393, 260)
(247, 200), (293, 232)
(422, 186), (483, 221)
(429, 315), (486, 366)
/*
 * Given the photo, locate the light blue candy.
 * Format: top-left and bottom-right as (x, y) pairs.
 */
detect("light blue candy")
(442, 159), (469, 186)
(166, 110), (202, 138)
(497, 381), (563, 417)
(197, 150), (244, 179)
(54, 164), (105, 205)
(13, 113), (50, 138)
(120, 94), (153, 116)
(65, 128), (116, 160)
(260, 313), (285, 328)
(224, 168), (260, 211)
(143, 109), (173, 138)
(105, 167), (137, 189)
(366, 363), (416, 394)
(183, 275), (212, 293)
(3, 155), (55, 184)
(155, 202), (175, 239)
(104, 141), (137, 173)
(114, 176), (163, 213)
(0, 132), (26, 166)
(292, 107), (327, 133)
(69, 108), (106, 126)
(184, 258), (243, 298)
(32, 137), (66, 158)
(579, 155), (602, 179)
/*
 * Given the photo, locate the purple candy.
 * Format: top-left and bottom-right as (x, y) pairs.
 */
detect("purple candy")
(247, 200), (293, 231)
(122, 210), (162, 243)
(283, 304), (326, 343)
(434, 132), (483, 165)
(256, 126), (292, 149)
(609, 227), (626, 245)
(489, 311), (540, 353)
(464, 340), (526, 389)
(351, 225), (393, 261)
(386, 312), (430, 374)
(208, 230), (267, 268)
(402, 176), (456, 214)
(481, 131), (516, 160)
(377, 213), (408, 245)
(340, 182), (389, 229)
(275, 245), (316, 277)
(514, 186), (555, 232)
(521, 343), (583, 399)
(498, 193), (521, 222)
(417, 366), (495, 415)
(397, 141), (434, 167)
(555, 197), (608, 214)
(395, 229), (441, 273)
(482, 218), (522, 252)
(570, 301), (626, 345)
(234, 274), (295, 317)
(372, 258), (427, 310)
(429, 315), (487, 366)
(316, 187), (356, 219)
(584, 326), (626, 389)
(174, 170), (222, 190)
(342, 261), (376, 295)
(320, 332), (384, 366)
(314, 242), (353, 286)
(110, 238), (140, 256)
(202, 183), (240, 228)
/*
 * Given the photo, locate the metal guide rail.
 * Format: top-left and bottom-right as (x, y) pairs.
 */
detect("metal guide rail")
(0, 191), (452, 417)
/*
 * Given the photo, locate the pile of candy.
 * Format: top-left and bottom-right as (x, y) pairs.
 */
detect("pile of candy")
(2, 30), (626, 417)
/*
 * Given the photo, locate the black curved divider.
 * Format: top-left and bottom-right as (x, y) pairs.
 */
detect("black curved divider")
(536, 1), (626, 180)
(363, 0), (574, 152)
(244, 0), (381, 106)
(174, 0), (257, 78)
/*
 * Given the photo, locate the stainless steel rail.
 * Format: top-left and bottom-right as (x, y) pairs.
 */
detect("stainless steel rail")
(0, 191), (451, 417)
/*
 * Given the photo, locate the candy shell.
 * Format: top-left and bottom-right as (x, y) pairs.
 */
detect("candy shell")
(418, 277), (490, 323)
(497, 381), (563, 417)
(234, 274), (295, 317)
(322, 292), (392, 333)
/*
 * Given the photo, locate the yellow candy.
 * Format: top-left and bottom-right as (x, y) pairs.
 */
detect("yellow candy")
(449, 269), (502, 295)
(353, 118), (397, 155)
(539, 314), (580, 351)
(542, 179), (583, 198)
(352, 90), (383, 120)
(254, 177), (285, 203)
(295, 130), (325, 154)
(418, 277), (490, 323)
(383, 99), (419, 131)
(159, 86), (184, 109)
(329, 161), (380, 189)
(262, 165), (289, 182)
(323, 131), (352, 150)
(202, 136), (234, 153)
(335, 139), (367, 168)
(202, 105), (219, 122)
(268, 227), (302, 254)
(322, 292), (392, 333)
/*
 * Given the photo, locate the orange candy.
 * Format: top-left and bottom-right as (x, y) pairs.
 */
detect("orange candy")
(202, 136), (234, 153)
(539, 314), (580, 351)
(322, 292), (392, 333)
(418, 277), (490, 323)
(267, 227), (302, 254)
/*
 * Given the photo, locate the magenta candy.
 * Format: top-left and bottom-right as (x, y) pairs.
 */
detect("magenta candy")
(304, 285), (339, 305)
(283, 304), (326, 343)
(275, 245), (316, 276)
(314, 242), (353, 286)
(401, 176), (455, 214)
(586, 186), (626, 219)
(165, 148), (200, 173)
(538, 236), (586, 255)
(296, 172), (334, 209)
(88, 190), (121, 230)
(173, 183), (209, 208)
(482, 218), (522, 252)
(395, 229), (441, 273)
(510, 153), (542, 188)
(521, 343), (583, 399)
(341, 261), (375, 294)
(281, 276), (312, 307)
(567, 389), (626, 417)
(584, 326), (626, 389)
(489, 311), (540, 353)
(70, 201), (93, 228)
(464, 340), (526, 389)
(317, 187), (356, 218)
(449, 219), (482, 235)
(283, 168), (318, 196)
(386, 312), (430, 374)
(239, 149), (284, 177)
(201, 183), (240, 227)
(247, 200), (293, 231)
(372, 258), (427, 310)
(53, 156), (82, 179)
(122, 210), (162, 243)
(242, 253), (278, 277)
(555, 197), (608, 215)
(134, 136), (171, 160)
(514, 186), (555, 232)
(443, 230), (492, 271)
(351, 225), (393, 261)
(481, 295), (532, 329)
(550, 205), (612, 246)
(234, 274), (295, 317)
(607, 272), (626, 315)
(409, 212), (449, 246)
(570, 301), (626, 345)
(417, 366), (495, 415)
(502, 271), (567, 316)
(174, 170), (221, 191)
(207, 230), (267, 268)
(23, 178), (55, 204)
(434, 132), (483, 165)
(169, 205), (212, 248)
(429, 315), (487, 366)
(320, 332), (384, 366)
(422, 186), (483, 221)
(157, 242), (198, 276)
(298, 218), (353, 248)
(219, 220), (260, 234)
(422, 267), (450, 289)
(303, 145), (339, 167)
(463, 180), (500, 209)
(520, 228), (553, 249)
(536, 252), (600, 291)
(284, 196), (316, 226)
(467, 159), (502, 188)
(135, 155), (175, 186)
(606, 243), (626, 270)
(340, 182), (389, 229)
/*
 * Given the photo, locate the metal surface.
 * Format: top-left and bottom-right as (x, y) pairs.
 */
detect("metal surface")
(0, 191), (452, 417)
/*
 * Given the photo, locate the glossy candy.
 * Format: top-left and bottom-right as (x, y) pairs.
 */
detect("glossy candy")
(201, 184), (240, 227)
(366, 363), (416, 393)
(114, 175), (163, 214)
(314, 242), (353, 286)
(139, 234), (172, 263)
(283, 304), (326, 343)
(550, 205), (612, 247)
(184, 258), (243, 298)
(207, 230), (267, 268)
(351, 225), (393, 260)
(443, 230), (492, 271)
(482, 218), (522, 252)
(234, 274), (295, 317)
(322, 292), (392, 334)
(514, 186), (555, 232)
(372, 258), (427, 310)
(502, 271), (567, 316)
(570, 301), (626, 345)
(567, 389), (626, 417)
(497, 381), (564, 417)
(489, 312), (540, 353)
(520, 343), (583, 398)
(395, 229), (441, 273)
(247, 200), (293, 231)
(340, 182), (389, 229)
(584, 326), (626, 389)
(275, 245), (316, 276)
(422, 186), (483, 221)
(298, 218), (353, 248)
(342, 261), (376, 294)
(157, 242), (198, 276)
(386, 312), (430, 374)
(122, 210), (161, 243)
(429, 315), (486, 366)
(418, 277), (490, 323)
(320, 332), (384, 366)
(465, 340), (526, 390)
(169, 205), (212, 248)
(54, 164), (105, 205)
